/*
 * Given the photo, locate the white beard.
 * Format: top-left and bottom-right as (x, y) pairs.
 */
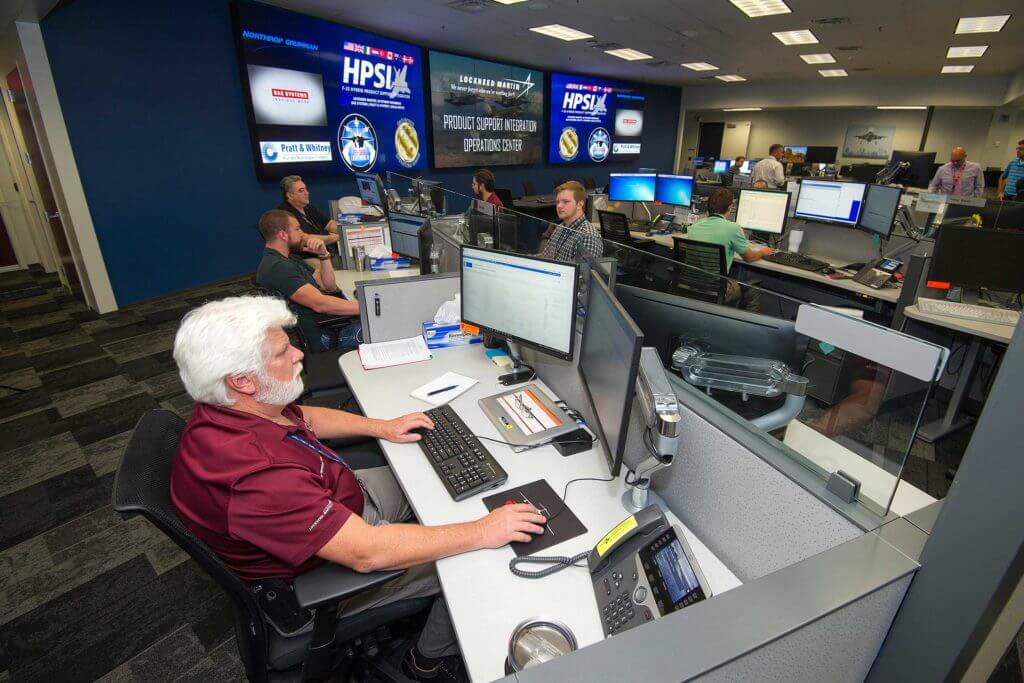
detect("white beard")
(255, 363), (304, 406)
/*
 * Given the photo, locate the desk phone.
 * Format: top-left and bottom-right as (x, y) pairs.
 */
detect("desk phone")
(588, 505), (712, 637)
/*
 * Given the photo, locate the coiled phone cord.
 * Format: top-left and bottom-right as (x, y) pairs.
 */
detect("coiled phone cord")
(509, 551), (590, 579)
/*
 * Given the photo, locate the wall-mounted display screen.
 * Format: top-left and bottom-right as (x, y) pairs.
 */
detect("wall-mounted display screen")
(782, 146), (807, 163)
(428, 50), (544, 168)
(548, 72), (646, 164)
(232, 2), (429, 180)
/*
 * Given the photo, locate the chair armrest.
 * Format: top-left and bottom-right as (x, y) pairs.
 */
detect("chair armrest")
(293, 562), (404, 610)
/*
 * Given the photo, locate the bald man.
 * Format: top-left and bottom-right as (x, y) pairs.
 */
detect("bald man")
(928, 147), (984, 197)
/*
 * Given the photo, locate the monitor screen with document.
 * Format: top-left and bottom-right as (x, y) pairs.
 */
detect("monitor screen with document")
(735, 188), (790, 235)
(794, 179), (866, 226)
(460, 246), (579, 360)
(856, 184), (902, 239)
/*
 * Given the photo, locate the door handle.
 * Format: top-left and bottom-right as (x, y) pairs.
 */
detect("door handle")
(46, 211), (61, 220)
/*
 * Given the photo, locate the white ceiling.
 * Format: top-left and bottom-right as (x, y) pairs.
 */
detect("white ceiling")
(263, 0), (1022, 88)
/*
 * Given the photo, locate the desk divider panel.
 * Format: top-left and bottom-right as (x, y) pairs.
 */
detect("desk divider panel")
(356, 273), (459, 343)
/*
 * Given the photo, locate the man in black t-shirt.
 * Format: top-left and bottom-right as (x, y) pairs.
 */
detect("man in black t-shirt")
(255, 210), (360, 352)
(277, 175), (340, 261)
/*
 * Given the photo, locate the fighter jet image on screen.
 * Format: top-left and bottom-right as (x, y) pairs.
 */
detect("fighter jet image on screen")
(843, 124), (896, 160)
(445, 91), (485, 106)
(854, 130), (887, 143)
(387, 64), (411, 99)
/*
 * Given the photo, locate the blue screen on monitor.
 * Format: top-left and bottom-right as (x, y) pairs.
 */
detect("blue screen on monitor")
(712, 160), (730, 174)
(655, 175), (693, 207)
(608, 174), (656, 202)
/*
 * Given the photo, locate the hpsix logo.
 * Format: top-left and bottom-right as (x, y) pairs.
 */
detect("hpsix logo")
(562, 92), (607, 116)
(342, 57), (410, 99)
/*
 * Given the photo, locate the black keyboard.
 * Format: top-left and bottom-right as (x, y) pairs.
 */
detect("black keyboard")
(762, 251), (830, 272)
(417, 405), (508, 501)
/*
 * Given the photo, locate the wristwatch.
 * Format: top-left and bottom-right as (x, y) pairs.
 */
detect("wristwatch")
(318, 254), (331, 260)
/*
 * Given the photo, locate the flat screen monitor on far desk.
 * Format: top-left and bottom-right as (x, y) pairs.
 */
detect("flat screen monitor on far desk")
(712, 160), (730, 174)
(608, 173), (656, 202)
(856, 184), (902, 239)
(735, 188), (790, 235)
(355, 172), (387, 214)
(930, 226), (1024, 293)
(655, 174), (694, 208)
(387, 212), (426, 259)
(794, 179), (866, 226)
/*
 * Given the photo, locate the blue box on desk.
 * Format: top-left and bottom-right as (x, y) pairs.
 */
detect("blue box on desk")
(422, 322), (483, 349)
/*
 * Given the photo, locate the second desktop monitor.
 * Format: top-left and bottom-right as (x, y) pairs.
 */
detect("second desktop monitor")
(735, 188), (790, 235)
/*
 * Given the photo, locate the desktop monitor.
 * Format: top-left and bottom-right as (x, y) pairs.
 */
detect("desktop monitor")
(794, 179), (867, 226)
(735, 188), (790, 235)
(579, 275), (644, 477)
(806, 146), (838, 164)
(608, 173), (657, 202)
(994, 200), (1024, 230)
(856, 184), (902, 239)
(930, 226), (1024, 293)
(355, 172), (385, 209)
(739, 160), (753, 174)
(655, 174), (694, 207)
(783, 146), (807, 163)
(890, 151), (936, 189)
(460, 246), (580, 360)
(387, 212), (426, 259)
(712, 160), (730, 174)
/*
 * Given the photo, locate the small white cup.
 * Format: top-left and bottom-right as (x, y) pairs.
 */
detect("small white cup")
(788, 230), (804, 253)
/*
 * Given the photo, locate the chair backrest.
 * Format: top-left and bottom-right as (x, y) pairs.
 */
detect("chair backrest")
(584, 177), (597, 190)
(1016, 177), (1024, 195)
(493, 187), (513, 207)
(112, 409), (272, 683)
(522, 180), (536, 197)
(598, 210), (629, 240)
(673, 237), (728, 276)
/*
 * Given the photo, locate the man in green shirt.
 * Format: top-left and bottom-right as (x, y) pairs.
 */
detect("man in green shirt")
(685, 188), (773, 310)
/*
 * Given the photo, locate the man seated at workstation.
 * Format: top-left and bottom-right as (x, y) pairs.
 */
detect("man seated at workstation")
(997, 138), (1024, 200)
(278, 174), (340, 262)
(724, 155), (745, 187)
(538, 180), (604, 263)
(471, 168), (503, 209)
(170, 296), (546, 682)
(751, 144), (786, 189)
(255, 209), (360, 352)
(929, 146), (984, 197)
(687, 188), (773, 311)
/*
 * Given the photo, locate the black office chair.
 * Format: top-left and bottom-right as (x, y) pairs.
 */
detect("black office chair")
(597, 210), (653, 249)
(429, 186), (446, 214)
(583, 177), (596, 190)
(112, 409), (430, 683)
(670, 237), (729, 304)
(1015, 177), (1024, 198)
(522, 180), (536, 197)
(493, 187), (513, 208)
(671, 237), (727, 276)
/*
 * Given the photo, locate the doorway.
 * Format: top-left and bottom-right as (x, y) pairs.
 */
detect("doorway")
(697, 122), (725, 160)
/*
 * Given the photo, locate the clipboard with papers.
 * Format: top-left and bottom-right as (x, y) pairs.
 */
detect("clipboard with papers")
(478, 384), (577, 446)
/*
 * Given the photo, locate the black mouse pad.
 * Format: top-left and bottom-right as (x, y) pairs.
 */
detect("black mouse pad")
(483, 479), (587, 557)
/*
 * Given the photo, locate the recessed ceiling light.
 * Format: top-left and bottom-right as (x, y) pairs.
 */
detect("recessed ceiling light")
(877, 106), (927, 110)
(605, 48), (653, 61)
(724, 107), (762, 111)
(682, 62), (718, 71)
(946, 45), (989, 58)
(715, 74), (747, 82)
(800, 53), (835, 64)
(818, 68), (848, 77)
(492, 0), (528, 4)
(941, 64), (975, 73)
(729, 0), (791, 18)
(529, 24), (593, 40)
(955, 15), (1010, 34)
(772, 29), (819, 45)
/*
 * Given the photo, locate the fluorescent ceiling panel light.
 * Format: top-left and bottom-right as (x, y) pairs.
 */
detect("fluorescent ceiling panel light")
(955, 15), (1010, 34)
(772, 29), (818, 45)
(877, 106), (927, 110)
(605, 48), (653, 60)
(800, 53), (835, 64)
(818, 68), (848, 77)
(946, 45), (988, 58)
(729, 0), (791, 18)
(715, 74), (747, 82)
(941, 64), (975, 73)
(492, 0), (528, 4)
(529, 24), (593, 40)
(724, 107), (762, 111)
(682, 62), (718, 71)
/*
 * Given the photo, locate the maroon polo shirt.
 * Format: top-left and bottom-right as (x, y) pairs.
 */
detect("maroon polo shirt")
(485, 192), (504, 209)
(170, 402), (364, 582)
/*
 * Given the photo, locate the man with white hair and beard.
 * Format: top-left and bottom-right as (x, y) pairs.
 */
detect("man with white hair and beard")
(170, 296), (545, 681)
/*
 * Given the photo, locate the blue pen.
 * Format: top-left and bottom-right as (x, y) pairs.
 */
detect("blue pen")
(427, 384), (459, 396)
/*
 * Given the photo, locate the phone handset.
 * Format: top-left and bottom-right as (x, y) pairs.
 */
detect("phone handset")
(587, 505), (668, 576)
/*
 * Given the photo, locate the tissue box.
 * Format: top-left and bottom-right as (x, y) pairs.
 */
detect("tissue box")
(422, 321), (483, 349)
(369, 257), (411, 271)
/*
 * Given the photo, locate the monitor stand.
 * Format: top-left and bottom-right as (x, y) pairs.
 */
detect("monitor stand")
(498, 341), (533, 386)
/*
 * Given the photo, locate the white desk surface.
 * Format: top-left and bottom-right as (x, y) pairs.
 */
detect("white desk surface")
(332, 265), (420, 299)
(783, 420), (935, 518)
(340, 345), (741, 682)
(903, 304), (1015, 344)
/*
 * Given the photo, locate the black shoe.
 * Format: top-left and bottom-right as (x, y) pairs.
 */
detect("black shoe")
(401, 647), (469, 683)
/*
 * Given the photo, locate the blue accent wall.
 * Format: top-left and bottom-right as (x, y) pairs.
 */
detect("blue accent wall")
(41, 0), (681, 305)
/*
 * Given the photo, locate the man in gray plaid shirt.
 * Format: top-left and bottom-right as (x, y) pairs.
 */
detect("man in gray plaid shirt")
(539, 181), (604, 263)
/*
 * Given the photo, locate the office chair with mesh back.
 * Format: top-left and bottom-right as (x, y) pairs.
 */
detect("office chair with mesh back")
(670, 236), (729, 304)
(522, 180), (536, 197)
(598, 210), (653, 249)
(112, 409), (430, 683)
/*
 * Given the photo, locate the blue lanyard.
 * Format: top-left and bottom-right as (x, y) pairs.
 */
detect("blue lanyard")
(286, 432), (350, 470)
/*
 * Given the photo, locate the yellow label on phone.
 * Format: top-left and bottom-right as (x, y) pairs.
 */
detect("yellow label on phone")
(596, 515), (638, 557)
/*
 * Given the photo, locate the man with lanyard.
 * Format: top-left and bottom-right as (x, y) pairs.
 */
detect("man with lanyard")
(277, 175), (340, 264)
(171, 296), (545, 682)
(997, 139), (1024, 200)
(538, 180), (603, 263)
(929, 146), (984, 197)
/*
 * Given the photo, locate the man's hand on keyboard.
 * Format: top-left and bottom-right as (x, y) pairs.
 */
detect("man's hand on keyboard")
(377, 412), (435, 443)
(477, 504), (547, 547)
